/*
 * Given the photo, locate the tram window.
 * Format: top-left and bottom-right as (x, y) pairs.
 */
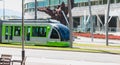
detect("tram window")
(5, 26), (8, 39)
(14, 26), (21, 36)
(38, 27), (46, 37)
(32, 27), (38, 36)
(5, 26), (8, 35)
(32, 27), (46, 37)
(50, 29), (59, 39)
(10, 26), (13, 40)
(27, 27), (30, 41)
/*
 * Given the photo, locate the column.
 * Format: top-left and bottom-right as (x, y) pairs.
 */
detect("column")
(117, 16), (120, 32)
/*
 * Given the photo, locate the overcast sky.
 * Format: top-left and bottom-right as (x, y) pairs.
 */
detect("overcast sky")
(0, 0), (22, 13)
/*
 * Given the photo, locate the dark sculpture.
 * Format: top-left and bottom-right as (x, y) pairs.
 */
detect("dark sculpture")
(37, 0), (74, 25)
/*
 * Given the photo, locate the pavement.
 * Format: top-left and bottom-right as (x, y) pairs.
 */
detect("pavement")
(74, 36), (120, 45)
(11, 36), (120, 65)
(25, 37), (120, 65)
(12, 57), (120, 65)
(1, 36), (120, 65)
(25, 58), (120, 65)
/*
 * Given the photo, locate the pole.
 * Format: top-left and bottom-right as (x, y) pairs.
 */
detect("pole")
(35, 0), (37, 20)
(3, 0), (5, 20)
(88, 0), (94, 42)
(22, 0), (25, 61)
(68, 0), (73, 48)
(105, 0), (110, 46)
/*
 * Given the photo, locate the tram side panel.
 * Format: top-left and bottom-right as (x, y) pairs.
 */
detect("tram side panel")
(0, 21), (2, 43)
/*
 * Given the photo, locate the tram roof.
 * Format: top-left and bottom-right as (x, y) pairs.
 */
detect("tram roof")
(1, 19), (60, 24)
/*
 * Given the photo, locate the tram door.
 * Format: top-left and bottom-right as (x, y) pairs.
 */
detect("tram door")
(5, 26), (13, 42)
(26, 27), (30, 41)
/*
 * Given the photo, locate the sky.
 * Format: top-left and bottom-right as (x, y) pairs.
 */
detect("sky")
(0, 0), (22, 13)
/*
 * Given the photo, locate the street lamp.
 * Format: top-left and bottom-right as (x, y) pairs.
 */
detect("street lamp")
(0, 0), (5, 20)
(35, 0), (37, 20)
(68, 0), (73, 48)
(22, 0), (25, 61)
(105, 0), (110, 46)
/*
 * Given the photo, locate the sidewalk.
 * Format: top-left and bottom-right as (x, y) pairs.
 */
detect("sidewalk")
(22, 57), (120, 65)
(74, 36), (120, 45)
(73, 36), (120, 54)
(1, 36), (120, 65)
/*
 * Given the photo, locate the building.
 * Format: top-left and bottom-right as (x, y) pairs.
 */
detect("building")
(0, 16), (21, 20)
(24, 0), (120, 33)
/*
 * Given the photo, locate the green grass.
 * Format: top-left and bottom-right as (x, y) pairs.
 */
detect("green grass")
(73, 43), (120, 54)
(0, 43), (120, 55)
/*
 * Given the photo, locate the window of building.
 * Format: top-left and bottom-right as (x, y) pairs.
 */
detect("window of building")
(103, 0), (107, 4)
(111, 0), (115, 4)
(27, 2), (35, 8)
(74, 3), (79, 7)
(91, 1), (95, 5)
(99, 0), (103, 5)
(14, 26), (21, 36)
(37, 1), (46, 7)
(85, 2), (88, 6)
(32, 27), (46, 37)
(80, 2), (85, 6)
(116, 0), (120, 3)
(60, 0), (67, 4)
(95, 1), (99, 5)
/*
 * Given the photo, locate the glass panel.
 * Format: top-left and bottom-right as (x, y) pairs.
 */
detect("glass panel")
(74, 0), (88, 3)
(38, 27), (46, 37)
(9, 26), (13, 40)
(32, 27), (46, 37)
(117, 0), (120, 3)
(50, 0), (55, 6)
(103, 0), (107, 4)
(44, 0), (50, 6)
(27, 2), (35, 8)
(14, 26), (21, 36)
(60, 0), (67, 4)
(50, 28), (59, 39)
(54, 0), (59, 5)
(5, 26), (8, 39)
(99, 0), (103, 5)
(37, 1), (46, 7)
(32, 27), (38, 37)
(27, 27), (30, 41)
(111, 0), (114, 3)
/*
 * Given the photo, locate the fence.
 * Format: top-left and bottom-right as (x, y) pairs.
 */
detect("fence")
(73, 27), (120, 33)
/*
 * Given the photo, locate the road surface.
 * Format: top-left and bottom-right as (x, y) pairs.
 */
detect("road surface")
(0, 47), (120, 65)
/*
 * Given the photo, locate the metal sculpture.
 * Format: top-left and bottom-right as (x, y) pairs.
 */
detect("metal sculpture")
(37, 0), (74, 25)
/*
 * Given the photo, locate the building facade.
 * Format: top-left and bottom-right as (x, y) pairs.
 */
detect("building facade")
(24, 0), (120, 32)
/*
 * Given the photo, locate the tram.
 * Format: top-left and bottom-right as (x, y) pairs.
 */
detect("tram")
(0, 19), (70, 47)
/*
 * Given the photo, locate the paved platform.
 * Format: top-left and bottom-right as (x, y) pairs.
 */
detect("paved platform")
(12, 56), (120, 65)
(1, 36), (120, 65)
(74, 36), (120, 45)
(25, 57), (120, 65)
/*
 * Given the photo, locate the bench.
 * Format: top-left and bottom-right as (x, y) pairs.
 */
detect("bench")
(0, 54), (12, 65)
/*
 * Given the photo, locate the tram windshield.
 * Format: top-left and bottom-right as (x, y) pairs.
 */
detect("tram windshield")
(55, 24), (70, 41)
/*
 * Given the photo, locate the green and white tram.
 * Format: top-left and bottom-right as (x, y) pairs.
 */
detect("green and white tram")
(0, 19), (70, 47)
